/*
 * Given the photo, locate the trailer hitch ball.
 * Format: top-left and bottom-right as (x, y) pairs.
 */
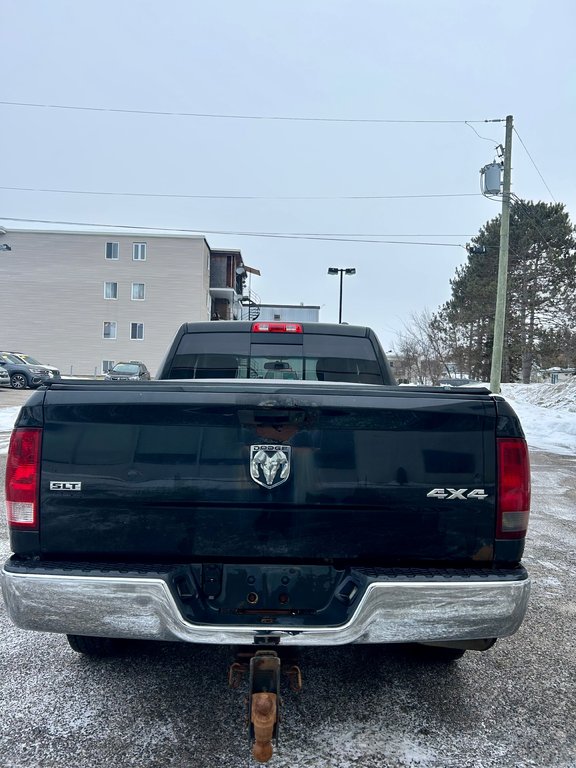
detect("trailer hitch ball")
(251, 692), (277, 762)
(229, 648), (301, 762)
(248, 650), (282, 763)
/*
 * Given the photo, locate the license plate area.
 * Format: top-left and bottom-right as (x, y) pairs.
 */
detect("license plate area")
(172, 563), (365, 626)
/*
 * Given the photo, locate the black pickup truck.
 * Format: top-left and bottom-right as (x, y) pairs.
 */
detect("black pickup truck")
(2, 321), (531, 756)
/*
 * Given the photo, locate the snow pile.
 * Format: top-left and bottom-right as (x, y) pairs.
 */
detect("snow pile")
(501, 382), (576, 456)
(501, 379), (576, 412)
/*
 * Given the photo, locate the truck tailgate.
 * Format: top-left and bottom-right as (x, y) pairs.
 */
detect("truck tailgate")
(37, 382), (497, 564)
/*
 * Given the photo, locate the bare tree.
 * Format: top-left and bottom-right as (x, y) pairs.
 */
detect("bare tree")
(394, 310), (452, 384)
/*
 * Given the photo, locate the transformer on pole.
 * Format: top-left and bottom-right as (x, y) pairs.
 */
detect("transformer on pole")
(480, 161), (503, 196)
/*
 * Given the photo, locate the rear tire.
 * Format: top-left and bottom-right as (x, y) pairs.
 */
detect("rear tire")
(66, 634), (123, 656)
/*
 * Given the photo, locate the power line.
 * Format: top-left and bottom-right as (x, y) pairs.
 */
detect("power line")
(513, 127), (557, 202)
(464, 121), (501, 144)
(0, 185), (481, 202)
(0, 216), (467, 248)
(237, 231), (472, 237)
(0, 100), (503, 125)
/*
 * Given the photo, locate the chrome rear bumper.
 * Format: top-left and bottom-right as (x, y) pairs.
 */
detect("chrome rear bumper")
(1, 568), (530, 646)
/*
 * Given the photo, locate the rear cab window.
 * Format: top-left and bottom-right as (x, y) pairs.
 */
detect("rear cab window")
(165, 323), (390, 385)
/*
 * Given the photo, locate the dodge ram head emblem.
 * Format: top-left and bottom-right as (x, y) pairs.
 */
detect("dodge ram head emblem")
(250, 445), (291, 489)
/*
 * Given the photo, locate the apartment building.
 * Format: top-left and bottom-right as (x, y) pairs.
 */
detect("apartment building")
(1, 229), (246, 376)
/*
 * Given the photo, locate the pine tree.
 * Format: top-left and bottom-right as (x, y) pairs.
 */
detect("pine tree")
(437, 200), (576, 383)
(506, 201), (576, 381)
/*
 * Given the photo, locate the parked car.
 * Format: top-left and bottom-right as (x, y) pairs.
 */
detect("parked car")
(438, 377), (481, 387)
(263, 361), (299, 379)
(0, 352), (57, 389)
(11, 353), (61, 380)
(104, 361), (151, 381)
(0, 364), (10, 387)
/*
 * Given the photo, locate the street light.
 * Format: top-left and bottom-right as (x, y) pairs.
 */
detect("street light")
(327, 267), (356, 323)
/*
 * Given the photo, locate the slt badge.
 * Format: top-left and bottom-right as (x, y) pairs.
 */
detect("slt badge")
(250, 444), (291, 489)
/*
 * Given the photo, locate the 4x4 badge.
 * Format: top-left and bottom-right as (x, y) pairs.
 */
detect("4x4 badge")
(250, 445), (291, 489)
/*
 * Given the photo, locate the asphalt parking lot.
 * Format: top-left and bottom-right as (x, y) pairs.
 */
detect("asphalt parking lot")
(0, 387), (33, 409)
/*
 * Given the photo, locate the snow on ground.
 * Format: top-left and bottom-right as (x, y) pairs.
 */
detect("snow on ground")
(1, 381), (576, 456)
(0, 407), (19, 455)
(501, 379), (576, 411)
(501, 380), (576, 456)
(0, 407), (20, 433)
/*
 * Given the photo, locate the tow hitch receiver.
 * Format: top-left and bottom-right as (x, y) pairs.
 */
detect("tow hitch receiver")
(229, 649), (302, 763)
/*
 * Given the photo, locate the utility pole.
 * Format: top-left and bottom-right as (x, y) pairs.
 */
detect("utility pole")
(489, 114), (513, 394)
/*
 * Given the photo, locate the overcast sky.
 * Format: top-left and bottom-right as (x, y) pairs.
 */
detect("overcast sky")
(2, 0), (574, 349)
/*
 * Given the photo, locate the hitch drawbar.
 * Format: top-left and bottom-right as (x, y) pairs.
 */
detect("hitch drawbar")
(229, 649), (302, 763)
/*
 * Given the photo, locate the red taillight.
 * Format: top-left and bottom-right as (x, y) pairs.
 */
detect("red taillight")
(496, 438), (531, 539)
(252, 322), (303, 334)
(5, 428), (41, 529)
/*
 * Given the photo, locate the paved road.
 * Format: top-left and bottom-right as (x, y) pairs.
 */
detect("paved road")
(0, 409), (575, 766)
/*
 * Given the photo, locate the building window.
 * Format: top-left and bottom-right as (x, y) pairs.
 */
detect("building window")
(130, 322), (144, 340)
(104, 281), (118, 299)
(103, 321), (117, 339)
(102, 360), (115, 373)
(105, 242), (119, 260)
(131, 282), (145, 300)
(133, 242), (147, 261)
